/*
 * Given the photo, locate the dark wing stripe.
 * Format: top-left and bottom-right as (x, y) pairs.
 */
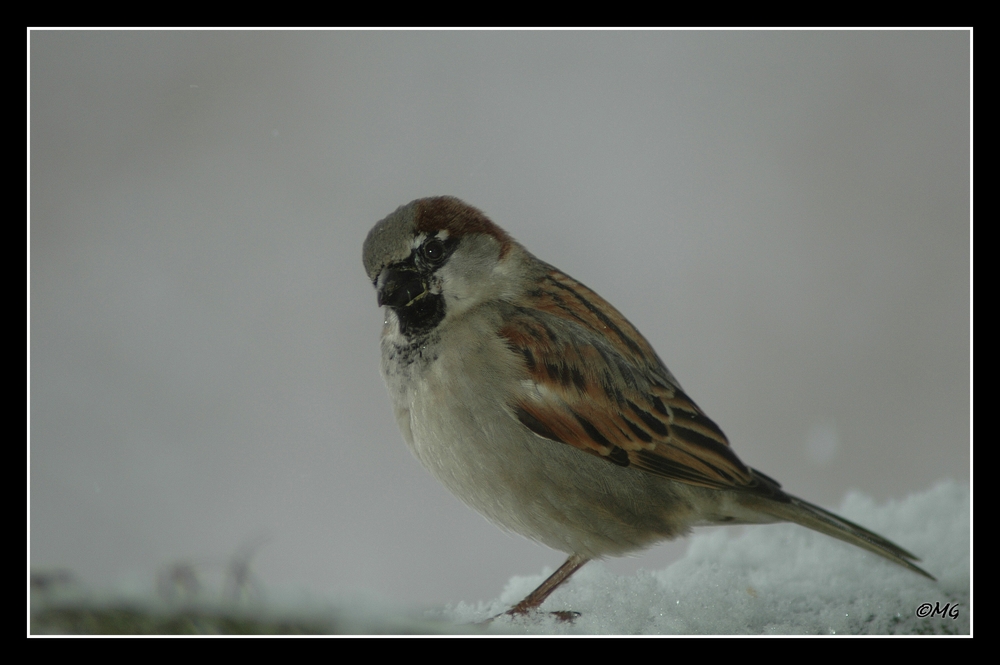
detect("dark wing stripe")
(650, 396), (669, 415)
(608, 446), (631, 467)
(538, 279), (590, 328)
(623, 417), (653, 443)
(632, 450), (723, 486)
(603, 381), (625, 405)
(670, 421), (748, 472)
(515, 406), (567, 444)
(573, 412), (614, 448)
(545, 274), (646, 359)
(545, 362), (567, 386)
(501, 272), (759, 492)
(614, 357), (641, 391)
(627, 400), (670, 437)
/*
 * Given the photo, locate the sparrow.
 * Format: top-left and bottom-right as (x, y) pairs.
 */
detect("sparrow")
(363, 196), (933, 616)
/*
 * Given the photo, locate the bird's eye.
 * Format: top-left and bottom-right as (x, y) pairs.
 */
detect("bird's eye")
(422, 238), (445, 263)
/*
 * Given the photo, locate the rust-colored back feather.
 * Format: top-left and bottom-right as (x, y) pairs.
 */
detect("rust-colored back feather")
(501, 266), (756, 491)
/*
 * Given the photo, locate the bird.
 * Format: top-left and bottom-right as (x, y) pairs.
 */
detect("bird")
(362, 196), (933, 617)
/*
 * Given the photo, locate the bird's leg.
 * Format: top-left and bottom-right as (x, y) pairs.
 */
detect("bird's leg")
(504, 553), (590, 618)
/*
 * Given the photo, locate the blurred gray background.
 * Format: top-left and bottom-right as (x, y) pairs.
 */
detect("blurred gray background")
(30, 31), (969, 608)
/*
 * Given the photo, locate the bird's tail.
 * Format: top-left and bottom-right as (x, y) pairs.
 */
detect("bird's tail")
(742, 476), (934, 580)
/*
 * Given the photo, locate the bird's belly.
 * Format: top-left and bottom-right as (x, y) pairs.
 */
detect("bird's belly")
(395, 363), (698, 558)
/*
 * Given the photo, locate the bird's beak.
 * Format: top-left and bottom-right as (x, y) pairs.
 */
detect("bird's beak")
(376, 266), (427, 309)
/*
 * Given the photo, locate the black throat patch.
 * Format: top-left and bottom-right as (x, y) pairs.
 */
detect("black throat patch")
(392, 290), (446, 339)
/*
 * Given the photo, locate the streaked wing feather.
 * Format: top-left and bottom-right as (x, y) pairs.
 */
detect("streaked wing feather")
(501, 267), (756, 491)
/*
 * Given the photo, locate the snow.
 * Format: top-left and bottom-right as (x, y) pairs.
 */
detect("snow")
(31, 480), (969, 635)
(440, 480), (969, 635)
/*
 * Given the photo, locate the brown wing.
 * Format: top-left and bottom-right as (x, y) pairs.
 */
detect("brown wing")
(500, 267), (757, 491)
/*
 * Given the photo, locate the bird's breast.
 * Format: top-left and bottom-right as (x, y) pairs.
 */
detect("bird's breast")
(377, 307), (699, 557)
